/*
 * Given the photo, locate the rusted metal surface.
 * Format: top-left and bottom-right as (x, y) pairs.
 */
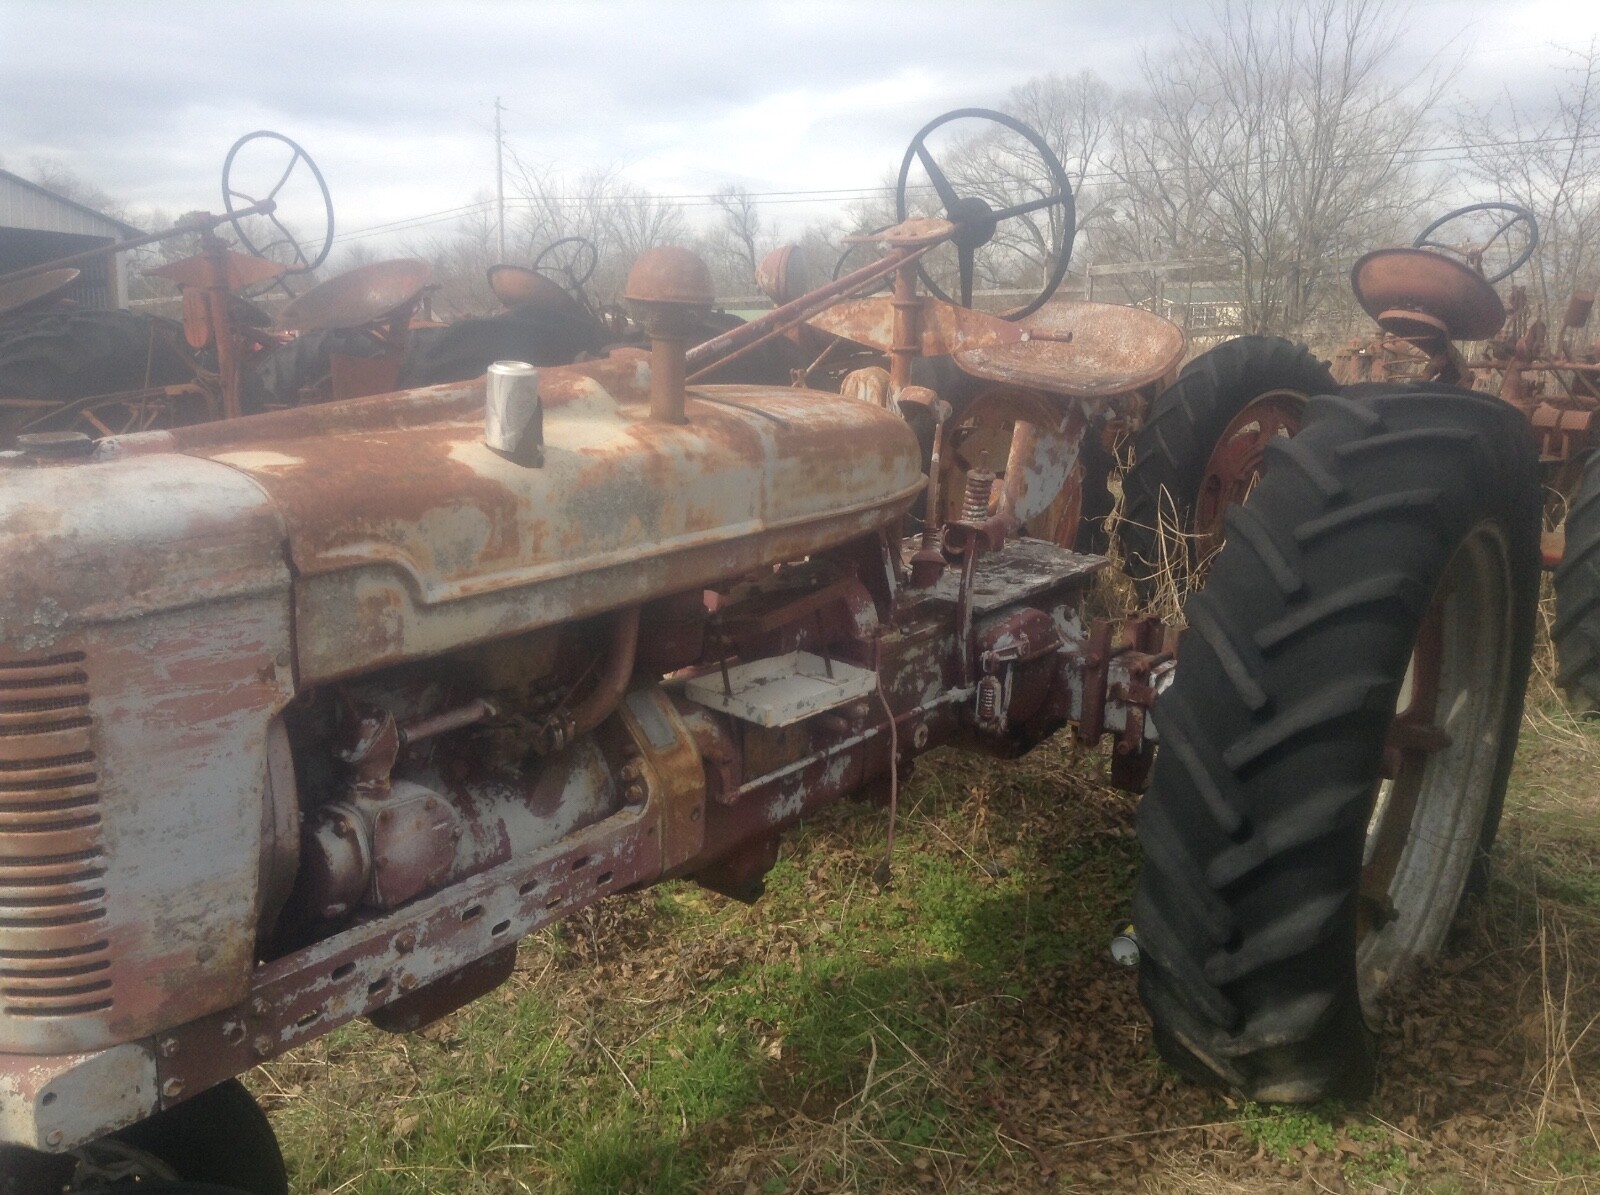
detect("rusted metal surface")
(805, 294), (1024, 359)
(993, 394), (1091, 537)
(1349, 248), (1507, 342)
(0, 202), (281, 288)
(626, 248), (715, 424)
(129, 359), (923, 683)
(0, 269), (80, 319)
(1191, 391), (1306, 552)
(0, 453), (294, 1055)
(1334, 237), (1599, 569)
(623, 246), (716, 309)
(143, 247), (287, 298)
(756, 244), (813, 307)
(487, 265), (584, 315)
(276, 260), (431, 333)
(845, 215), (958, 249)
(683, 244), (930, 381)
(0, 1043), (157, 1150)
(954, 301), (1186, 398)
(566, 608), (642, 741)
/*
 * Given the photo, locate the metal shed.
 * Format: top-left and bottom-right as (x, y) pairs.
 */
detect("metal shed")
(0, 170), (141, 309)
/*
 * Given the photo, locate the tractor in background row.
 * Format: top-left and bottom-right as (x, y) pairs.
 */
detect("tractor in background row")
(1117, 202), (1598, 712)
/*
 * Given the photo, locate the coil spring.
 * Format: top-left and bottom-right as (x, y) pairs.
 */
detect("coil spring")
(976, 674), (1001, 724)
(962, 469), (996, 522)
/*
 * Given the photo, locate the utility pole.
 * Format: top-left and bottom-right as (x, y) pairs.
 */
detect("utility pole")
(494, 96), (506, 262)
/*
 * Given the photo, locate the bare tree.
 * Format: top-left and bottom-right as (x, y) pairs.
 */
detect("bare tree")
(704, 185), (768, 294)
(1455, 40), (1600, 319)
(504, 157), (689, 302)
(1103, 0), (1443, 334)
(1003, 71), (1120, 269)
(26, 158), (133, 225)
(406, 201), (500, 319)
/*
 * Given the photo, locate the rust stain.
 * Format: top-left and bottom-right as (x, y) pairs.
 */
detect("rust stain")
(954, 300), (1185, 399)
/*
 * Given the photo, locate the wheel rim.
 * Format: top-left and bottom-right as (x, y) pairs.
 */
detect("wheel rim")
(1357, 520), (1515, 1013)
(1192, 390), (1307, 550)
(70, 1139), (181, 1188)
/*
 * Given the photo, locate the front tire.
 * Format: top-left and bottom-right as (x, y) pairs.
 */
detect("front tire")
(1134, 386), (1540, 1102)
(1555, 453), (1600, 712)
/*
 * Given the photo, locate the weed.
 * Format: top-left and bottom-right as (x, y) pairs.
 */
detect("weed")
(257, 664), (1600, 1192)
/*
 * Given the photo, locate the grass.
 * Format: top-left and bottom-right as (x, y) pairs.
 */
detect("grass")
(256, 649), (1600, 1193)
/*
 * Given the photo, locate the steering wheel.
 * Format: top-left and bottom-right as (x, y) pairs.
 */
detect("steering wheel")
(1412, 202), (1538, 284)
(534, 237), (599, 293)
(895, 108), (1076, 320)
(222, 131), (335, 273)
(830, 222), (895, 294)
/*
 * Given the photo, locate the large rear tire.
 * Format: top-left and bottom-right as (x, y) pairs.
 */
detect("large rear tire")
(0, 311), (195, 445)
(1134, 386), (1540, 1102)
(1555, 453), (1600, 712)
(1120, 336), (1334, 593)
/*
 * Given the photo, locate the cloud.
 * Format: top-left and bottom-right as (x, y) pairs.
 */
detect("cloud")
(2, 0), (1595, 251)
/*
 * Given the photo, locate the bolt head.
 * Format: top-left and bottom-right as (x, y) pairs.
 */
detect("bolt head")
(252, 1034), (274, 1057)
(161, 1078), (184, 1099)
(157, 1036), (179, 1058)
(45, 1129), (64, 1147)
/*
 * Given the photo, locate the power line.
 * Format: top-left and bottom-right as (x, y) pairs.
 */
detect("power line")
(328, 128), (1600, 246)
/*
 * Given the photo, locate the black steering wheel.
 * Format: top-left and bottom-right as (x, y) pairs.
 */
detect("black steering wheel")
(222, 131), (335, 273)
(895, 108), (1076, 320)
(1412, 202), (1538, 284)
(535, 237), (599, 293)
(830, 222), (895, 294)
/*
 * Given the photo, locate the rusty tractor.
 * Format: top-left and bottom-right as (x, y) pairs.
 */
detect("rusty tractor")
(0, 132), (344, 444)
(0, 133), (471, 449)
(1118, 202), (1597, 710)
(0, 111), (1546, 1192)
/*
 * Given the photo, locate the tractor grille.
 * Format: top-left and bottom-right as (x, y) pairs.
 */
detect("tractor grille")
(0, 652), (113, 1019)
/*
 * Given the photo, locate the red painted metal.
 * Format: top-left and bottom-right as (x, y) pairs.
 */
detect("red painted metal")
(1192, 391), (1306, 551)
(1333, 240), (1599, 567)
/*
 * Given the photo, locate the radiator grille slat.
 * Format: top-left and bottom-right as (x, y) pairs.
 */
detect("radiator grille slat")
(0, 653), (112, 1020)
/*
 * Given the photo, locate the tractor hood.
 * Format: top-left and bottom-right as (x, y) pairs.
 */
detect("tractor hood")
(97, 355), (923, 682)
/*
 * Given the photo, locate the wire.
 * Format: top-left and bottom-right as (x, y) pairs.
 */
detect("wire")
(328, 128), (1600, 245)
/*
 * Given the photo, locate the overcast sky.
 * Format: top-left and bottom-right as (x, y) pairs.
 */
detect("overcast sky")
(3, 0), (1599, 256)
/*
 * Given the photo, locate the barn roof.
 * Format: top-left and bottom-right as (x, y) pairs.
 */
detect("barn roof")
(0, 169), (144, 239)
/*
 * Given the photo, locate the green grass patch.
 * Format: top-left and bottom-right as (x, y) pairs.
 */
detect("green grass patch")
(261, 739), (1143, 1192)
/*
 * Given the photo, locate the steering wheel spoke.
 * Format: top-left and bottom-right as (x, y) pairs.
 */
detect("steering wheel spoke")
(265, 149), (303, 202)
(990, 192), (1066, 223)
(534, 237), (599, 291)
(915, 144), (961, 212)
(896, 107), (1076, 320)
(957, 244), (975, 308)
